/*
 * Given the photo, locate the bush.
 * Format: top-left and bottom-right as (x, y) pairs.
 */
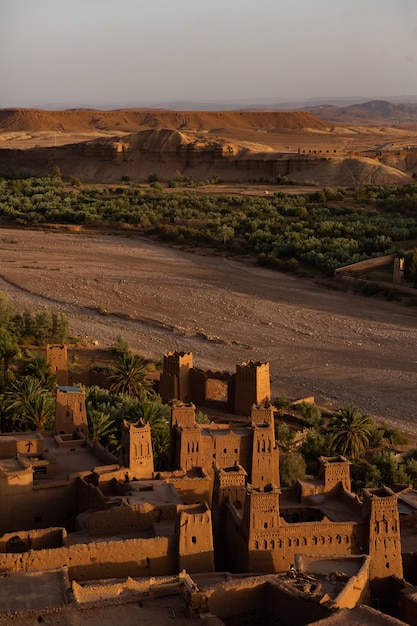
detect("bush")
(279, 453), (307, 486)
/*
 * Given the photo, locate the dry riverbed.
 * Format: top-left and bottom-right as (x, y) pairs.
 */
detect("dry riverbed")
(1, 227), (417, 434)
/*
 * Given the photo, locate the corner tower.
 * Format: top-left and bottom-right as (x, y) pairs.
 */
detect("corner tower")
(159, 351), (193, 403)
(364, 487), (403, 595)
(235, 361), (270, 416)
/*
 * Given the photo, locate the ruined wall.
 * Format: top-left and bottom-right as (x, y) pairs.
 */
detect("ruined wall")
(0, 479), (78, 535)
(334, 254), (395, 276)
(0, 527), (66, 552)
(189, 368), (235, 411)
(162, 471), (211, 506)
(88, 505), (154, 537)
(0, 534), (176, 580)
(295, 554), (371, 610)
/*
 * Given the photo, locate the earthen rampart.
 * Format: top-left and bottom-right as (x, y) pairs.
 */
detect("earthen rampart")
(0, 533), (176, 580)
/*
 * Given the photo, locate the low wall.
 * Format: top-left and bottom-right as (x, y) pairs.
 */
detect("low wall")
(334, 254), (395, 275)
(0, 535), (176, 580)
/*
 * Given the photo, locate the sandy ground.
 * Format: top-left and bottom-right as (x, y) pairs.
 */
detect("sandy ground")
(1, 227), (417, 435)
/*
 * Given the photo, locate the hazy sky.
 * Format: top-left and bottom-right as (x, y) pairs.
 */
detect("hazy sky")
(1, 0), (417, 108)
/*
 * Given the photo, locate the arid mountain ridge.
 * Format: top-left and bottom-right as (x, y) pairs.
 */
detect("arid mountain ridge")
(1, 104), (417, 185)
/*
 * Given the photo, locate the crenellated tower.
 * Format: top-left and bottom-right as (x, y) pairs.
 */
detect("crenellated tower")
(235, 361), (270, 416)
(119, 419), (154, 479)
(364, 487), (403, 596)
(250, 404), (279, 489)
(159, 351), (193, 403)
(55, 385), (88, 436)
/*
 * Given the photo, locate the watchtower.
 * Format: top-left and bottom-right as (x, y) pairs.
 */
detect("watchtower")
(235, 361), (270, 416)
(159, 351), (193, 403)
(318, 456), (351, 493)
(364, 487), (403, 596)
(46, 344), (68, 386)
(169, 401), (198, 470)
(55, 386), (88, 436)
(120, 419), (154, 479)
(250, 404), (279, 489)
(177, 503), (214, 573)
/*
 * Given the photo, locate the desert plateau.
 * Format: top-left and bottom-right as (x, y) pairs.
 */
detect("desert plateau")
(1, 103), (417, 185)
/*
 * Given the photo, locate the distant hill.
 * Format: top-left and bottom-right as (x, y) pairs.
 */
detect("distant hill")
(306, 100), (417, 124)
(0, 108), (329, 134)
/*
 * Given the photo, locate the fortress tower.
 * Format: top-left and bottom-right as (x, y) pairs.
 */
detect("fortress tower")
(364, 487), (403, 595)
(241, 486), (281, 572)
(235, 361), (270, 416)
(55, 386), (88, 436)
(46, 344), (68, 386)
(120, 419), (154, 479)
(177, 503), (214, 573)
(212, 464), (247, 525)
(159, 351), (193, 403)
(169, 401), (200, 470)
(318, 456), (351, 493)
(250, 404), (279, 489)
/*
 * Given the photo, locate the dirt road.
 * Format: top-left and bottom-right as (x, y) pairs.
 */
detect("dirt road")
(1, 227), (417, 433)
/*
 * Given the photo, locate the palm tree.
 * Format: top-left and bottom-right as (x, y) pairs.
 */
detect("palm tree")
(23, 354), (58, 391)
(24, 393), (55, 431)
(6, 376), (54, 432)
(108, 352), (153, 397)
(88, 409), (116, 443)
(328, 406), (374, 459)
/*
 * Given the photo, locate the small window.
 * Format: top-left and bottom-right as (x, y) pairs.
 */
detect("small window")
(192, 536), (197, 544)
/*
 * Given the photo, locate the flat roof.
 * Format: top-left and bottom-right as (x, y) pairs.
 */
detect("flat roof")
(0, 567), (68, 613)
(57, 386), (83, 393)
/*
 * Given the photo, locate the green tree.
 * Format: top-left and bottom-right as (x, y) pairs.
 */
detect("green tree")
(327, 406), (374, 459)
(108, 352), (153, 397)
(404, 247), (417, 286)
(6, 377), (54, 431)
(24, 393), (55, 431)
(0, 328), (19, 372)
(273, 395), (290, 415)
(299, 429), (333, 464)
(372, 451), (409, 487)
(88, 409), (116, 443)
(275, 422), (295, 452)
(279, 453), (307, 486)
(23, 354), (58, 391)
(297, 401), (322, 428)
(0, 293), (13, 329)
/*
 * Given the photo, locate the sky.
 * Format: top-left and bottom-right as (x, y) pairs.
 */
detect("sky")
(1, 0), (417, 109)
